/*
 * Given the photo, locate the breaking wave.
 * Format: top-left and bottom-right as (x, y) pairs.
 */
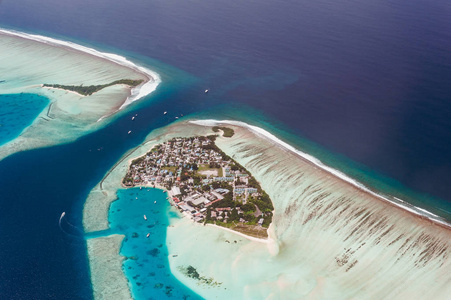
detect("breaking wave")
(190, 119), (450, 228)
(0, 28), (161, 110)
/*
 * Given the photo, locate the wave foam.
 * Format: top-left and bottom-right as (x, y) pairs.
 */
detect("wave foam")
(190, 119), (451, 228)
(0, 28), (161, 111)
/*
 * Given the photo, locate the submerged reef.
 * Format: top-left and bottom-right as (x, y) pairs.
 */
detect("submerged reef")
(0, 29), (160, 161)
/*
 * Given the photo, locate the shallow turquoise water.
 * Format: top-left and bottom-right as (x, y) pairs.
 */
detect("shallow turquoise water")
(108, 188), (202, 300)
(0, 93), (49, 146)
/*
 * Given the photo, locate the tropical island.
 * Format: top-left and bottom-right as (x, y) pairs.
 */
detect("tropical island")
(43, 79), (144, 96)
(122, 134), (273, 238)
(83, 120), (451, 300)
(0, 29), (160, 161)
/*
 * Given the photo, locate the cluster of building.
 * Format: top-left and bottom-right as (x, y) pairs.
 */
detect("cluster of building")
(123, 136), (271, 227)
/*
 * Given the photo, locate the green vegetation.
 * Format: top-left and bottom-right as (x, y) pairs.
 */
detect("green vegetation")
(43, 79), (144, 96)
(249, 191), (274, 212)
(162, 166), (177, 173)
(212, 126), (235, 137)
(123, 135), (274, 235)
(201, 141), (232, 161)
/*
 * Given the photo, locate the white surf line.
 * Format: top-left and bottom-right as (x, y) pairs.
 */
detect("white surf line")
(0, 28), (161, 112)
(190, 119), (451, 228)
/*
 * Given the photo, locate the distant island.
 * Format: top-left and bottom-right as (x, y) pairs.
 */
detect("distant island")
(43, 79), (144, 96)
(123, 134), (273, 238)
(0, 29), (160, 162)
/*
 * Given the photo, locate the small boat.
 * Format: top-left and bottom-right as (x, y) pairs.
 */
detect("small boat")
(154, 201), (157, 204)
(164, 111), (167, 115)
(128, 130), (132, 134)
(146, 233), (150, 238)
(132, 116), (135, 120)
(143, 215), (147, 220)
(175, 117), (179, 119)
(59, 212), (66, 226)
(205, 89), (209, 93)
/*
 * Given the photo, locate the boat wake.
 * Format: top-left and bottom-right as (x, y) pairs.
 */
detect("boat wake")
(59, 212), (84, 238)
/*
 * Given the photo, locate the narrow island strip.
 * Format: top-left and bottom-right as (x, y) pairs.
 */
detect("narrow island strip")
(83, 120), (451, 300)
(42, 79), (144, 96)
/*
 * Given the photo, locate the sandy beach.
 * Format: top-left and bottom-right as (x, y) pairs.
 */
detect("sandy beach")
(0, 29), (161, 161)
(84, 119), (451, 299)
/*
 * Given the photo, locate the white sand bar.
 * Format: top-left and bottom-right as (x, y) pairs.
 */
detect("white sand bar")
(84, 120), (451, 299)
(0, 29), (160, 160)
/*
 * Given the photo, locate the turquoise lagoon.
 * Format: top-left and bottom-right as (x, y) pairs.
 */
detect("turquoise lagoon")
(105, 188), (202, 300)
(0, 93), (48, 146)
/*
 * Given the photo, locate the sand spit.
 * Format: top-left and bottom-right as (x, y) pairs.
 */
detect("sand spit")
(0, 29), (161, 161)
(84, 120), (451, 299)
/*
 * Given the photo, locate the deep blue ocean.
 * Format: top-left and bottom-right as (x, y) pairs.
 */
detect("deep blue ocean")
(0, 0), (450, 298)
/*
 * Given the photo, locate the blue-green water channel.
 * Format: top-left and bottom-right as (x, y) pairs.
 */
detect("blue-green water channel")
(107, 188), (202, 300)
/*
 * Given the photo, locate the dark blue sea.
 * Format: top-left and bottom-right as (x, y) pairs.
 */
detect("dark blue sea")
(0, 0), (450, 298)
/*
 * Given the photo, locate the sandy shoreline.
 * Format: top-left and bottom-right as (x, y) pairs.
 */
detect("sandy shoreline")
(206, 224), (270, 244)
(84, 119), (451, 299)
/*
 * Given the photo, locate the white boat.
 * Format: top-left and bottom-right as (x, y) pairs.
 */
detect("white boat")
(132, 116), (135, 120)
(59, 212), (66, 226)
(143, 214), (147, 220)
(146, 233), (150, 238)
(128, 130), (132, 134)
(164, 111), (167, 115)
(205, 89), (209, 93)
(154, 201), (157, 204)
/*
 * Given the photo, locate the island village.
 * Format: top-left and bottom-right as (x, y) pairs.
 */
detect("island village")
(123, 132), (273, 238)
